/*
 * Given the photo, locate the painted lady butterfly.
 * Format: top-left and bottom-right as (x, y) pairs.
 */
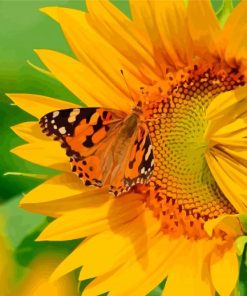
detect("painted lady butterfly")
(39, 101), (154, 196)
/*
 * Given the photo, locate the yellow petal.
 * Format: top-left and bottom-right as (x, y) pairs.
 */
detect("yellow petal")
(153, 0), (192, 68)
(129, 1), (158, 48)
(210, 245), (239, 296)
(214, 151), (247, 188)
(51, 209), (160, 281)
(36, 194), (144, 241)
(204, 214), (243, 238)
(210, 131), (247, 148)
(85, 0), (161, 81)
(83, 233), (183, 296)
(12, 121), (49, 143)
(130, 0), (192, 69)
(164, 239), (215, 296)
(11, 142), (69, 172)
(35, 49), (130, 110)
(222, 1), (247, 67)
(41, 7), (146, 94)
(79, 210), (160, 282)
(6, 93), (79, 118)
(209, 118), (247, 139)
(35, 49), (129, 111)
(21, 173), (89, 204)
(206, 85), (247, 121)
(221, 146), (247, 164)
(211, 135), (247, 148)
(201, 85), (247, 147)
(206, 151), (247, 213)
(21, 188), (109, 218)
(129, 0), (165, 71)
(187, 0), (222, 59)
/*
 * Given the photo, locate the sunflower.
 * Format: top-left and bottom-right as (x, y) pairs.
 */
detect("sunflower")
(8, 0), (247, 295)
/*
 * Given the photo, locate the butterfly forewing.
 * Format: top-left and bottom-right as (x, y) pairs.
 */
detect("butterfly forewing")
(40, 107), (125, 186)
(69, 129), (120, 187)
(40, 107), (125, 156)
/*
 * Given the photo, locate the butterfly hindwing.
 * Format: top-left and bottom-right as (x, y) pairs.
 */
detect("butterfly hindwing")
(125, 124), (154, 185)
(109, 124), (154, 196)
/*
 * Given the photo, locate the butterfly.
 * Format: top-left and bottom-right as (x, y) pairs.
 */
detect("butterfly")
(39, 101), (154, 196)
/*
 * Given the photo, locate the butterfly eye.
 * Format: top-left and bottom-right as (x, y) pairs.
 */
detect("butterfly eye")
(137, 100), (142, 108)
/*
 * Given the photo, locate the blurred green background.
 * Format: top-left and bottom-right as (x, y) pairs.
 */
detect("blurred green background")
(0, 0), (245, 295)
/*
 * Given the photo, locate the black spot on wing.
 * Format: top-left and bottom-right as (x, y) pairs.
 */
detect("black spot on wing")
(83, 136), (94, 148)
(93, 115), (103, 132)
(128, 130), (146, 170)
(103, 111), (108, 119)
(129, 159), (134, 170)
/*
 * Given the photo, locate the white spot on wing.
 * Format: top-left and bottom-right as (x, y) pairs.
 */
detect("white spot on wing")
(68, 108), (81, 123)
(145, 145), (152, 161)
(141, 167), (145, 174)
(53, 111), (60, 118)
(58, 127), (66, 134)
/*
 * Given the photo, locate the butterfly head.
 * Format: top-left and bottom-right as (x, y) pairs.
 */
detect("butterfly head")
(132, 100), (143, 115)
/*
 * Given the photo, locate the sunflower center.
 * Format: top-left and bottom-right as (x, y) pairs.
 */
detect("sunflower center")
(142, 62), (245, 239)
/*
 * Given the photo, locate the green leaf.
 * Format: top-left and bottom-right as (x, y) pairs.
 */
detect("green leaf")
(147, 279), (166, 296)
(148, 286), (163, 296)
(111, 0), (130, 18)
(0, 195), (46, 285)
(15, 219), (80, 267)
(78, 278), (166, 295)
(239, 244), (247, 296)
(232, 0), (241, 7)
(0, 195), (44, 248)
(215, 0), (234, 26)
(78, 279), (92, 294)
(239, 214), (247, 234)
(236, 236), (247, 257)
(211, 0), (224, 14)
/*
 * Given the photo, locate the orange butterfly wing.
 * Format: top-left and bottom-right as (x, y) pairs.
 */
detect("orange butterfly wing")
(109, 124), (154, 195)
(40, 107), (125, 187)
(40, 107), (154, 196)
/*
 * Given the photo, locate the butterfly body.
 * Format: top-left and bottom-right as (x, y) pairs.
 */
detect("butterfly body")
(40, 101), (154, 196)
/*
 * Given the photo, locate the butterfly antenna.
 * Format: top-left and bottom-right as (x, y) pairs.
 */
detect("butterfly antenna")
(120, 69), (135, 103)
